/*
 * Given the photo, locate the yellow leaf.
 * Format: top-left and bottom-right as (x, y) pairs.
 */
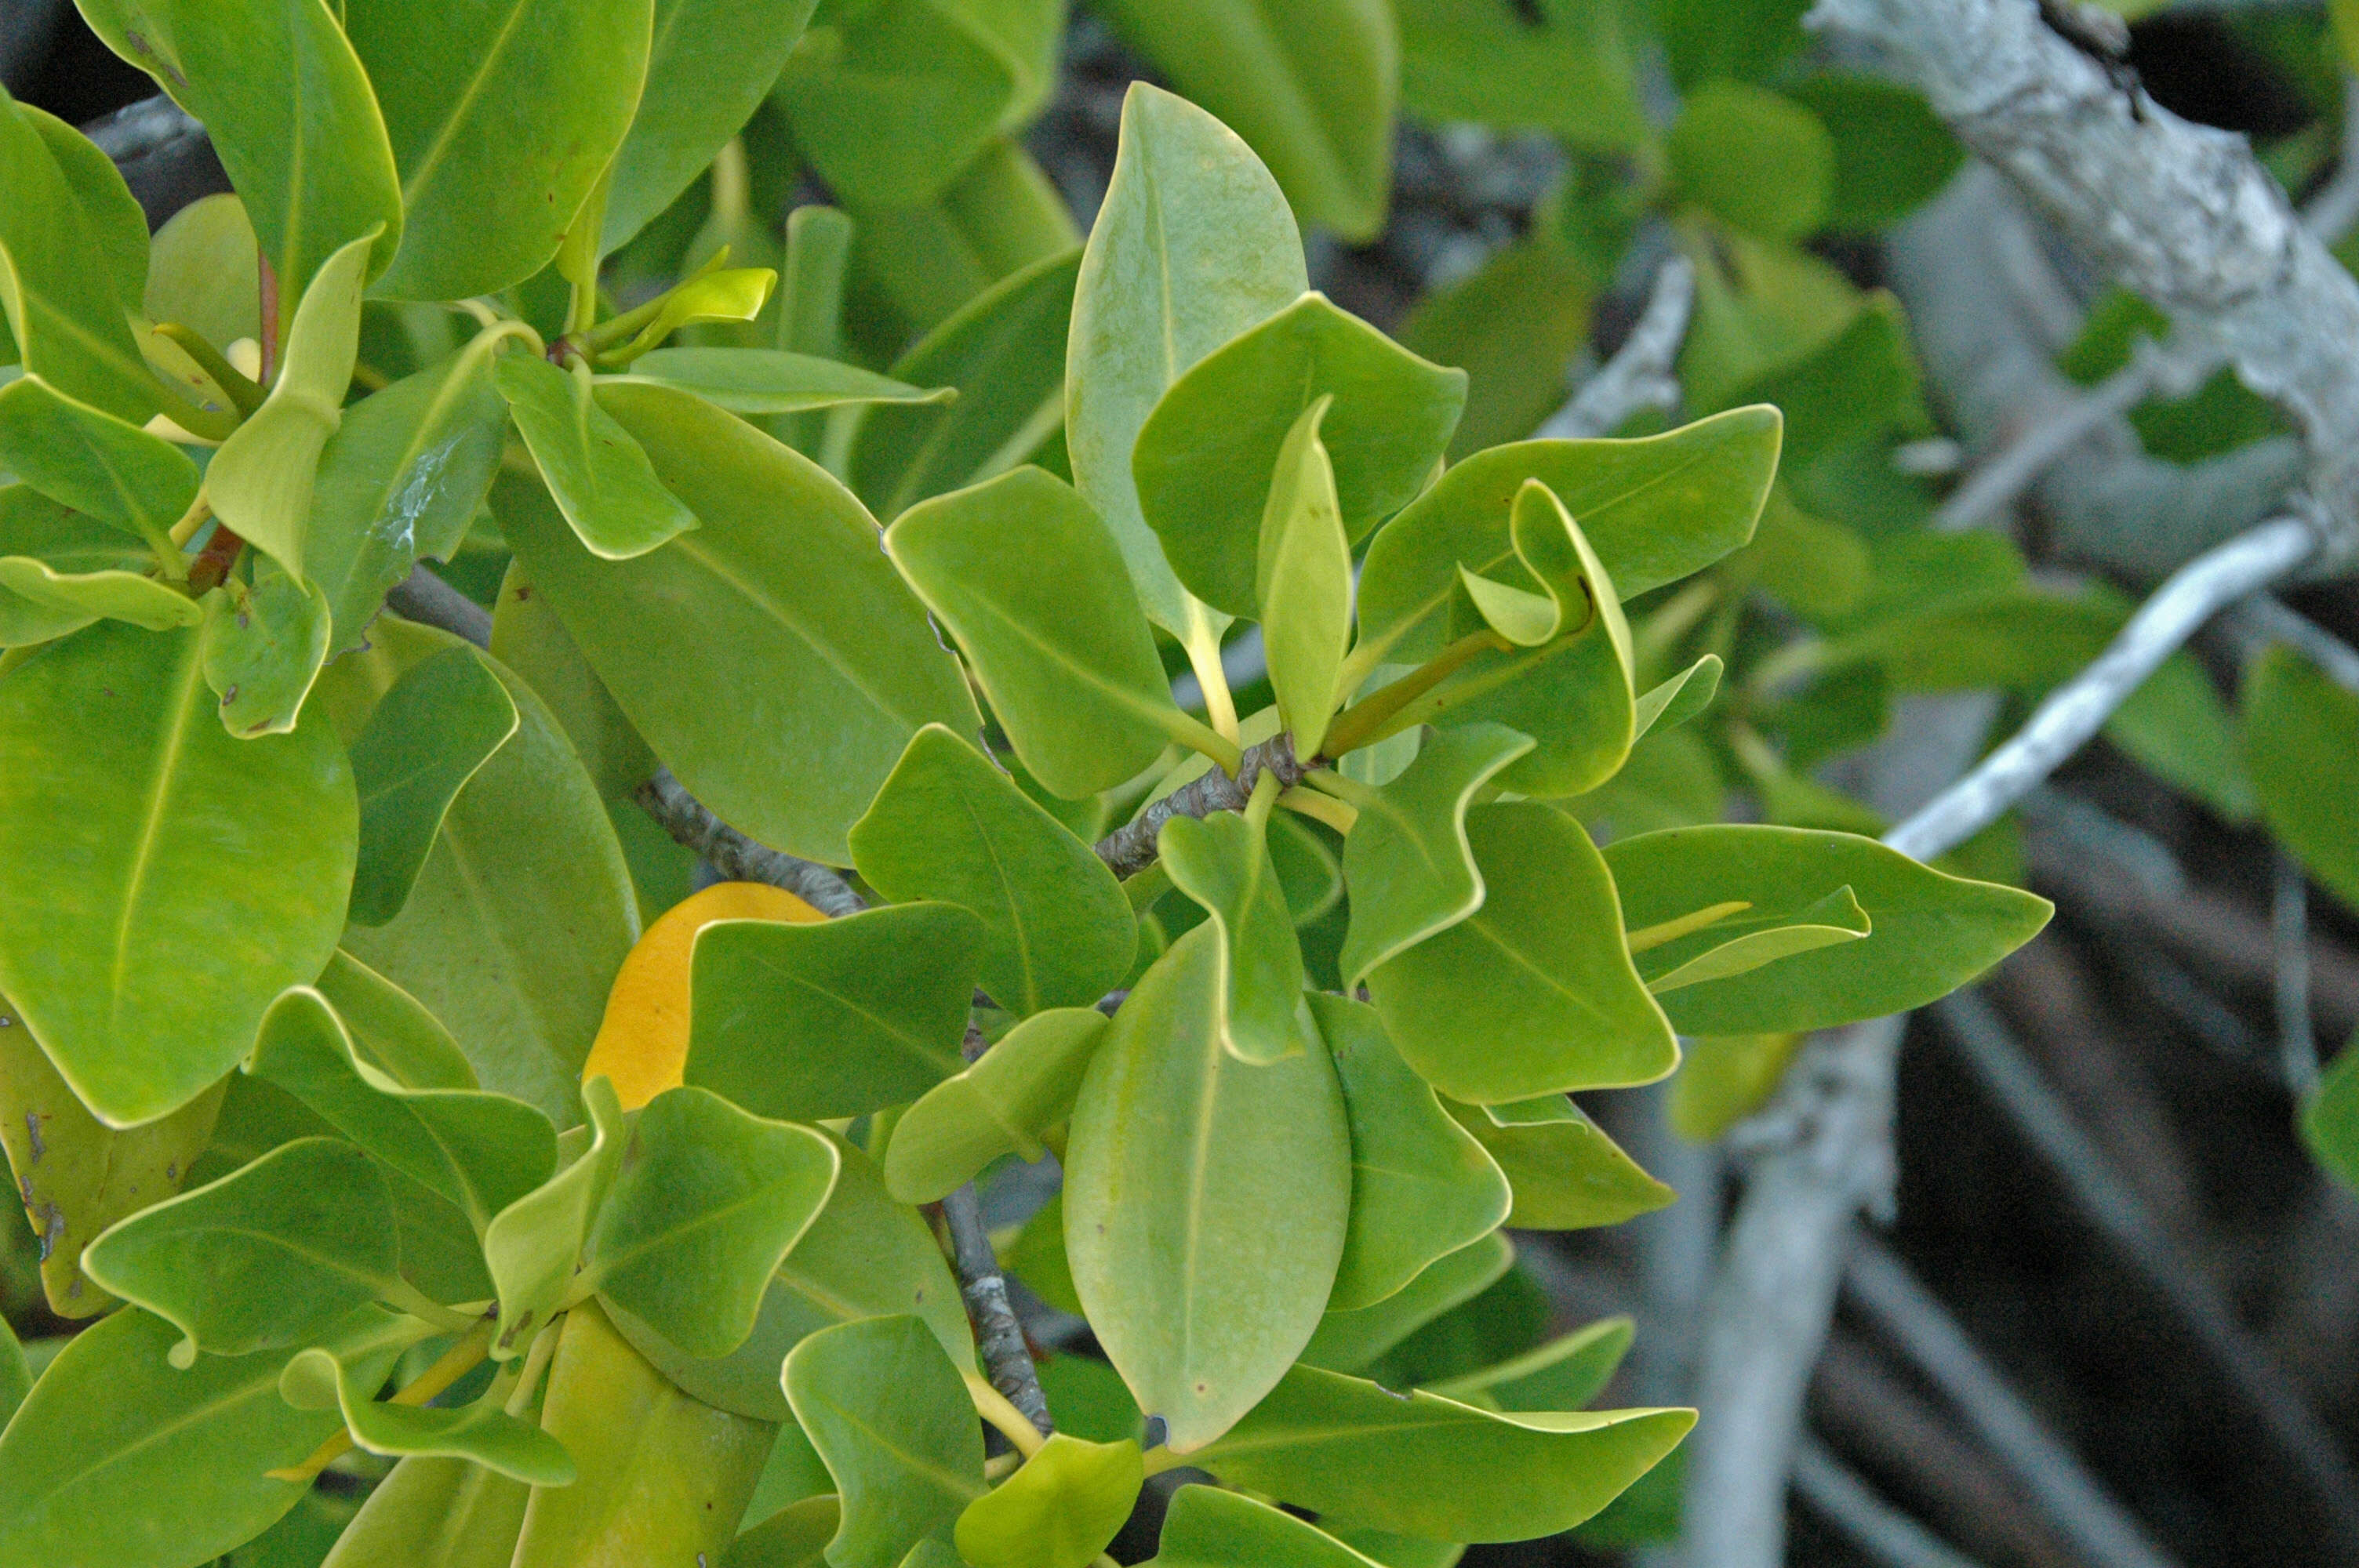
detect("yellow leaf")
(583, 881), (824, 1109)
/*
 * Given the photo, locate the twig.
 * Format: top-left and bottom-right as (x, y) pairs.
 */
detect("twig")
(1535, 256), (1694, 441)
(1844, 1240), (2180, 1568)
(634, 769), (866, 919)
(943, 1185), (1053, 1437)
(386, 564), (494, 648)
(1810, 0), (2359, 573)
(2277, 852), (2322, 1096)
(2223, 593), (2359, 693)
(1934, 990), (2359, 1541)
(1092, 734), (1305, 880)
(1790, 1437), (1990, 1568)
(1883, 515), (2318, 861)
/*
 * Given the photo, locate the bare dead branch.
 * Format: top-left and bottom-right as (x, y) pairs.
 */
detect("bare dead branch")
(1536, 255), (1695, 441)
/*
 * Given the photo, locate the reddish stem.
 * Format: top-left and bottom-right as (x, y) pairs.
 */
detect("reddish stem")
(185, 524), (246, 594)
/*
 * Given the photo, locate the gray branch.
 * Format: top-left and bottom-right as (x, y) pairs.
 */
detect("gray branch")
(943, 1185), (1054, 1436)
(1884, 514), (2319, 860)
(1845, 1240), (2179, 1568)
(1092, 734), (1305, 880)
(1536, 255), (1695, 441)
(1790, 1438), (1989, 1568)
(1810, 0), (2359, 573)
(387, 565), (493, 648)
(634, 769), (867, 920)
(2223, 593), (2359, 693)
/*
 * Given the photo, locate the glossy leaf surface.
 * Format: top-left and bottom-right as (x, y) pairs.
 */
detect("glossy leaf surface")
(506, 383), (978, 864)
(1355, 408), (1781, 667)
(609, 347), (946, 414)
(1368, 803), (1676, 1105)
(342, 630), (639, 1123)
(1601, 826), (2053, 1035)
(500, 356), (700, 561)
(886, 466), (1185, 798)
(0, 486), (154, 644)
(0, 622), (355, 1126)
(958, 1434), (1143, 1568)
(1067, 83), (1307, 633)
(1259, 398), (1353, 754)
(316, 1454), (529, 1568)
(245, 985), (555, 1232)
(1302, 1232), (1513, 1373)
(344, 0), (652, 299)
(1443, 1097), (1674, 1231)
(851, 724), (1135, 1015)
(785, 1316), (987, 1568)
(2247, 647), (2359, 913)
(198, 561), (333, 737)
(1192, 1364), (1693, 1541)
(1316, 993), (1510, 1312)
(82, 1137), (402, 1362)
(1160, 808), (1309, 1065)
(689, 902), (982, 1120)
(347, 646), (521, 927)
(584, 1085), (839, 1359)
(1152, 1484), (1385, 1568)
(1134, 293), (1464, 616)
(0, 1004), (222, 1316)
(1065, 925), (1350, 1450)
(482, 1076), (624, 1360)
(885, 1006), (1107, 1203)
(1338, 722), (1533, 989)
(0, 376), (194, 543)
(282, 1345), (575, 1483)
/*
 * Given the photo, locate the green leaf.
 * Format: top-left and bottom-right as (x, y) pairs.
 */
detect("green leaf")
(513, 1298), (776, 1568)
(1337, 722), (1533, 989)
(305, 334), (511, 657)
(315, 1454), (530, 1568)
(21, 103), (144, 316)
(784, 1316), (987, 1568)
(1667, 1032), (1802, 1142)
(1659, 0), (1811, 87)
(612, 1131), (975, 1421)
(0, 1318), (24, 1431)
(82, 1137), (404, 1363)
(246, 985), (555, 1232)
(1065, 924), (1350, 1451)
(1600, 825), (2053, 1035)
(1786, 75), (1963, 230)
(0, 550), (199, 633)
(1067, 82), (1307, 634)
(204, 230), (378, 579)
(503, 382), (979, 864)
(488, 557), (662, 808)
(774, 0), (1021, 207)
(2303, 1033), (2359, 1191)
(583, 1085), (838, 1359)
(1151, 1483), (1386, 1568)
(78, 0), (402, 307)
(725, 1494), (842, 1568)
(0, 1002), (223, 1316)
(0, 485), (157, 644)
(497, 356), (701, 561)
(2105, 650), (2255, 822)
(347, 646), (522, 927)
(1135, 294), (1464, 619)
(1367, 802), (1676, 1105)
(1441, 1096), (1673, 1230)
(1667, 83), (1834, 241)
(1190, 1363), (1693, 1541)
(848, 249), (1080, 521)
(0, 622), (355, 1126)
(314, 948), (474, 1089)
(1637, 886), (1870, 996)
(1395, 0), (1649, 150)
(1259, 397), (1353, 755)
(483, 1076), (626, 1359)
(340, 628), (640, 1123)
(1634, 655), (1721, 741)
(1401, 239), (1594, 463)
(851, 724), (1136, 1015)
(2247, 647), (2359, 913)
(1159, 809), (1310, 1065)
(0, 376), (196, 545)
(199, 560), (334, 736)
(0, 1304), (413, 1568)
(281, 1345), (576, 1483)
(885, 465), (1195, 798)
(884, 1007), (1107, 1203)
(1354, 407), (1781, 670)
(1427, 1317), (1634, 1413)
(956, 1433), (1143, 1568)
(604, 0), (822, 250)
(343, 0), (651, 299)
(605, 347), (948, 416)
(605, 267), (780, 360)
(1302, 1232), (1514, 1374)
(1315, 993), (1510, 1312)
(1092, 0), (1398, 241)
(145, 194), (259, 357)
(688, 902), (981, 1120)
(0, 82), (165, 423)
